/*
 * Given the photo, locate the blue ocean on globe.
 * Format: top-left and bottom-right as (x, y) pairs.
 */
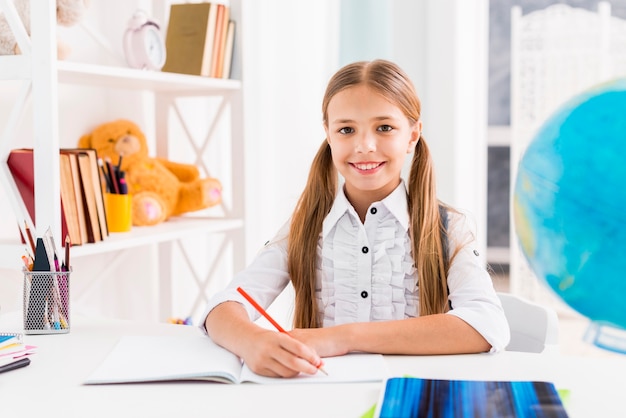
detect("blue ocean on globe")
(513, 78), (626, 354)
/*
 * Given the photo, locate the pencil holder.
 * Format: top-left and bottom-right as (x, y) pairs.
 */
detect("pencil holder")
(105, 193), (132, 232)
(23, 269), (71, 335)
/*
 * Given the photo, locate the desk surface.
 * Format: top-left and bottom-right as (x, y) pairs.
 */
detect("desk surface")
(1, 312), (625, 418)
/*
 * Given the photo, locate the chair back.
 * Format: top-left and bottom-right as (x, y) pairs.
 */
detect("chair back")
(498, 292), (559, 353)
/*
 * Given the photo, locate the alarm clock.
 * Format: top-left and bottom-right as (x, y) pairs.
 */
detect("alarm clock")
(123, 10), (166, 71)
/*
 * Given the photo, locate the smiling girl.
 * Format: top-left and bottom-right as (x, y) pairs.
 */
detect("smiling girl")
(202, 60), (510, 378)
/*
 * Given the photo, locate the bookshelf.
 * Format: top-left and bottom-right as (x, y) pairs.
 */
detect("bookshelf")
(0, 0), (245, 320)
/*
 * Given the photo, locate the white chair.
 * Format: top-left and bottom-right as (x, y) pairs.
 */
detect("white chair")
(498, 292), (560, 354)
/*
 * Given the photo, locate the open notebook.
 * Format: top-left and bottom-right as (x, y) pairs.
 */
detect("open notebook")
(84, 335), (389, 385)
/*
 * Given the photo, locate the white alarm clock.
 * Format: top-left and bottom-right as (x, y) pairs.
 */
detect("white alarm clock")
(123, 10), (166, 71)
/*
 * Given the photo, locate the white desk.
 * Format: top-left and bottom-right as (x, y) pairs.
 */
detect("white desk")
(1, 312), (625, 418)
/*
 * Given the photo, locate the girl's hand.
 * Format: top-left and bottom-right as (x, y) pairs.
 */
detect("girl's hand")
(239, 328), (323, 378)
(289, 326), (350, 358)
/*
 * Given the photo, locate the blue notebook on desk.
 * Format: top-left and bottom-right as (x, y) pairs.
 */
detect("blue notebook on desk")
(376, 377), (569, 418)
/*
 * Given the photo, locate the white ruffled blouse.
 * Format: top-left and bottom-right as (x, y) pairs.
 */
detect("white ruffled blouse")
(201, 182), (510, 352)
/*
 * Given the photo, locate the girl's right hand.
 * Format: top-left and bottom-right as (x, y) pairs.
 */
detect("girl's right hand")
(239, 328), (323, 378)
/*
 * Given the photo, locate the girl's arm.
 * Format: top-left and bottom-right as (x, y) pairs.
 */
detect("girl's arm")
(290, 314), (490, 357)
(205, 301), (323, 377)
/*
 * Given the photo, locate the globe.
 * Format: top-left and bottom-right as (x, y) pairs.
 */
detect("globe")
(513, 78), (626, 354)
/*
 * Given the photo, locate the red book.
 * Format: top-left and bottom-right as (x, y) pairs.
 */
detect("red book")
(7, 149), (71, 245)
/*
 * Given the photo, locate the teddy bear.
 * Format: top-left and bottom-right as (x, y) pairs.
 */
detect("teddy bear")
(0, 0), (89, 59)
(78, 119), (223, 226)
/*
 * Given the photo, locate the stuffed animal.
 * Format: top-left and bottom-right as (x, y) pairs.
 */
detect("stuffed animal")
(78, 119), (223, 226)
(0, 0), (89, 58)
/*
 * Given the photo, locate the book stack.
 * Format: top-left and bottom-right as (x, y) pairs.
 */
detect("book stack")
(161, 2), (236, 78)
(8, 149), (109, 246)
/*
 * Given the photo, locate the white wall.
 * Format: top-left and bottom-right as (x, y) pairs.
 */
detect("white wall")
(0, 0), (488, 322)
(339, 0), (489, 261)
(241, 0), (340, 261)
(419, 0), (489, 261)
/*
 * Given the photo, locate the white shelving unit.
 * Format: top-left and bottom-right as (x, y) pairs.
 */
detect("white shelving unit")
(0, 0), (246, 321)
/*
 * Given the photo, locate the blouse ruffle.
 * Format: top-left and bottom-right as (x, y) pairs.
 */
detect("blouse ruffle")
(318, 207), (417, 327)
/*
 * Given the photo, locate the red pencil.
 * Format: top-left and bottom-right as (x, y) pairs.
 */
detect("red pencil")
(236, 286), (327, 375)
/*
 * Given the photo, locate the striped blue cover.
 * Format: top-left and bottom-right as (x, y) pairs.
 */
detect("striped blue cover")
(379, 377), (568, 418)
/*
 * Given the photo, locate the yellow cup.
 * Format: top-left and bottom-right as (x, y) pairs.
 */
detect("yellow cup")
(104, 193), (132, 233)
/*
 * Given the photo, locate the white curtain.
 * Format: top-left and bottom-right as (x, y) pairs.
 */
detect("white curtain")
(241, 0), (340, 261)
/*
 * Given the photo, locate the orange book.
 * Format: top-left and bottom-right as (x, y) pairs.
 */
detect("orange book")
(210, 4), (226, 78)
(214, 5), (230, 78)
(59, 153), (83, 245)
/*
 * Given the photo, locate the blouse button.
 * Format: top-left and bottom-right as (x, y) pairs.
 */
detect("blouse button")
(361, 291), (368, 298)
(361, 246), (369, 254)
(370, 207), (377, 215)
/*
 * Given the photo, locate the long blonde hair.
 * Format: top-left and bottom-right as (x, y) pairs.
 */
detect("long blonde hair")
(288, 60), (451, 328)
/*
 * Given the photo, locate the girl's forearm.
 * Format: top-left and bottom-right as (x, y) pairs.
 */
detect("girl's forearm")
(338, 314), (491, 355)
(205, 301), (259, 357)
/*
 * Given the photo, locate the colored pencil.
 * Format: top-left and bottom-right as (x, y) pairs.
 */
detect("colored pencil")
(24, 220), (36, 256)
(236, 286), (328, 375)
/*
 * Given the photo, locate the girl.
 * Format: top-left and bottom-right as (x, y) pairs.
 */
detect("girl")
(203, 60), (510, 377)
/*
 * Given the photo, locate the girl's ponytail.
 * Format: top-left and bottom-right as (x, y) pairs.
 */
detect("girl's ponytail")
(407, 137), (450, 315)
(288, 141), (337, 328)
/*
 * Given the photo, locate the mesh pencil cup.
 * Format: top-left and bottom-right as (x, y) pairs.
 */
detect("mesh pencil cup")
(23, 269), (71, 334)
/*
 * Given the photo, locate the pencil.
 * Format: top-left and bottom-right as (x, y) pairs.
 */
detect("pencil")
(64, 235), (71, 269)
(105, 157), (120, 194)
(98, 158), (113, 193)
(24, 220), (36, 256)
(236, 286), (328, 376)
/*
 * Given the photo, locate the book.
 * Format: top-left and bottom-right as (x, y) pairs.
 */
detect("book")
(221, 20), (236, 79)
(84, 335), (389, 385)
(61, 151), (89, 244)
(7, 149), (71, 244)
(77, 149), (108, 240)
(211, 4), (229, 78)
(60, 149), (108, 243)
(375, 377), (569, 418)
(58, 153), (83, 245)
(76, 152), (102, 242)
(200, 2), (219, 77)
(162, 2), (217, 76)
